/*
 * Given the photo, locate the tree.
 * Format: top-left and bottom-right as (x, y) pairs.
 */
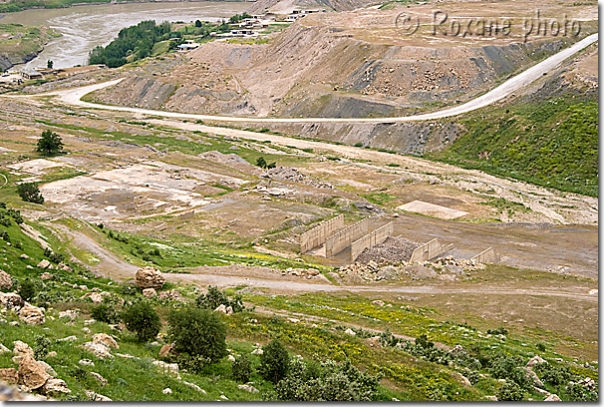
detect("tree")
(91, 301), (121, 324)
(232, 354), (253, 383)
(259, 339), (290, 384)
(196, 286), (244, 312)
(18, 278), (36, 302)
(17, 182), (44, 204)
(195, 20), (202, 28)
(167, 306), (227, 363)
(496, 380), (525, 401)
(36, 130), (63, 156)
(256, 156), (267, 169)
(47, 60), (53, 69)
(121, 301), (162, 342)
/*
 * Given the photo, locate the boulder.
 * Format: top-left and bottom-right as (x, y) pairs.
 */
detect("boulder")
(59, 263), (73, 272)
(544, 394), (561, 401)
(525, 368), (544, 388)
(225, 306), (233, 315)
(182, 381), (206, 394)
(0, 343), (9, 354)
(79, 359), (95, 366)
(0, 270), (12, 290)
(135, 266), (165, 289)
(12, 341), (34, 364)
(159, 343), (176, 360)
(526, 355), (546, 368)
(251, 348), (263, 355)
(37, 360), (57, 377)
(40, 272), (53, 281)
(0, 380), (46, 401)
(47, 351), (57, 358)
(87, 293), (103, 304)
(85, 390), (112, 401)
(152, 360), (179, 375)
(484, 395), (498, 401)
(93, 334), (119, 349)
(228, 355), (236, 362)
(162, 388), (172, 394)
(90, 372), (107, 386)
(37, 260), (51, 269)
(0, 368), (18, 385)
(82, 342), (113, 359)
(371, 300), (385, 307)
(17, 354), (50, 390)
(158, 290), (183, 301)
(307, 269), (320, 276)
(18, 304), (45, 325)
(215, 304), (227, 314)
(344, 328), (356, 336)
(40, 378), (71, 396)
(57, 335), (78, 342)
(142, 288), (157, 298)
(19, 254), (29, 260)
(0, 292), (24, 310)
(238, 384), (259, 393)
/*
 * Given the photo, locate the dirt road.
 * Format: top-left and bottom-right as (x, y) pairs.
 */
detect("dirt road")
(41, 33), (597, 123)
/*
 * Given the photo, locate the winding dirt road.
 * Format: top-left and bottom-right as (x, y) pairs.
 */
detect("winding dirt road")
(41, 33), (598, 124)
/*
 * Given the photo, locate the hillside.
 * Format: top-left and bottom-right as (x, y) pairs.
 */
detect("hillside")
(0, 24), (59, 72)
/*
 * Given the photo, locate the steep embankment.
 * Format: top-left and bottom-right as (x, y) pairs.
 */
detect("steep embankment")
(0, 24), (59, 72)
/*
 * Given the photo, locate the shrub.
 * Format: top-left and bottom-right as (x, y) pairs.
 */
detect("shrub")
(168, 306), (227, 363)
(259, 339), (290, 384)
(120, 284), (138, 296)
(91, 302), (121, 324)
(232, 354), (253, 383)
(18, 278), (36, 302)
(565, 382), (598, 401)
(17, 182), (44, 204)
(36, 130), (64, 156)
(177, 353), (212, 374)
(256, 156), (267, 169)
(0, 231), (9, 242)
(496, 380), (526, 401)
(33, 335), (51, 360)
(121, 301), (161, 342)
(534, 363), (572, 386)
(488, 354), (529, 389)
(273, 357), (381, 401)
(487, 327), (508, 335)
(536, 342), (546, 352)
(49, 252), (65, 264)
(195, 286), (244, 313)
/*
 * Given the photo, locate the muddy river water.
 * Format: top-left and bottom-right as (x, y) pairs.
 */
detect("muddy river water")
(0, 1), (249, 69)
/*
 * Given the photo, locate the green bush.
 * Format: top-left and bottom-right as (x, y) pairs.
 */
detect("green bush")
(36, 130), (64, 156)
(18, 278), (37, 302)
(177, 353), (212, 374)
(17, 182), (44, 204)
(534, 363), (572, 386)
(33, 335), (51, 360)
(272, 357), (381, 401)
(259, 339), (290, 384)
(232, 354), (253, 383)
(565, 382), (598, 401)
(487, 354), (529, 389)
(195, 286), (244, 313)
(91, 302), (121, 324)
(496, 380), (525, 401)
(121, 301), (161, 342)
(167, 306), (227, 363)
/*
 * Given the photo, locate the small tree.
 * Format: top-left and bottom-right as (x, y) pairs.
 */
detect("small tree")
(36, 130), (63, 156)
(91, 302), (121, 324)
(195, 20), (202, 27)
(232, 354), (253, 383)
(259, 339), (290, 384)
(256, 156), (267, 169)
(168, 306), (227, 363)
(121, 301), (162, 342)
(47, 60), (54, 69)
(17, 182), (44, 204)
(18, 278), (36, 302)
(196, 286), (244, 312)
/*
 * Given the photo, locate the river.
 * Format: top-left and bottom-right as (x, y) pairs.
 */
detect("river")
(0, 1), (250, 69)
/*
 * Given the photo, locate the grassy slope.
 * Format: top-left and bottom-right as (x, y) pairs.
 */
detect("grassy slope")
(0, 24), (59, 67)
(430, 97), (598, 197)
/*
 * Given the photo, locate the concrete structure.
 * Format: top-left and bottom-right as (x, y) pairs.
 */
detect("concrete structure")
(325, 218), (370, 257)
(471, 247), (498, 264)
(409, 238), (450, 263)
(299, 214), (344, 253)
(350, 222), (393, 261)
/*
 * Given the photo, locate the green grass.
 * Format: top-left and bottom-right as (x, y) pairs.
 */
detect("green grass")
(431, 98), (598, 197)
(361, 192), (396, 206)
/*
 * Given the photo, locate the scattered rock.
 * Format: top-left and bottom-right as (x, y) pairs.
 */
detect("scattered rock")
(238, 384), (259, 393)
(525, 367), (544, 388)
(93, 334), (119, 349)
(37, 361), (57, 377)
(152, 360), (179, 375)
(544, 394), (561, 401)
(47, 351), (57, 358)
(82, 327), (92, 334)
(85, 390), (112, 401)
(162, 388), (172, 394)
(37, 260), (51, 269)
(84, 319), (96, 326)
(484, 395), (498, 401)
(19, 254), (29, 260)
(251, 348), (263, 355)
(17, 354), (49, 390)
(18, 304), (45, 325)
(344, 328), (356, 336)
(228, 355), (236, 362)
(12, 341), (34, 364)
(59, 263), (73, 272)
(82, 342), (113, 359)
(135, 266), (165, 289)
(158, 290), (183, 301)
(40, 272), (53, 281)
(0, 292), (24, 310)
(59, 310), (78, 320)
(40, 378), (71, 396)
(0, 270), (12, 290)
(220, 394), (229, 400)
(57, 335), (78, 342)
(142, 288), (157, 298)
(526, 355), (546, 368)
(215, 304), (233, 315)
(0, 368), (19, 385)
(371, 300), (385, 307)
(181, 381), (206, 394)
(0, 381), (46, 401)
(159, 343), (176, 360)
(79, 359), (95, 367)
(0, 343), (9, 354)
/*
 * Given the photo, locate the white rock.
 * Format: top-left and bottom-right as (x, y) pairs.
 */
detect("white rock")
(57, 335), (78, 342)
(228, 355), (236, 362)
(251, 348), (263, 355)
(37, 260), (51, 269)
(182, 381), (206, 394)
(238, 384), (259, 393)
(162, 388), (172, 394)
(90, 372), (107, 386)
(82, 342), (113, 359)
(58, 310), (78, 320)
(79, 359), (95, 367)
(544, 394), (561, 401)
(344, 328), (356, 336)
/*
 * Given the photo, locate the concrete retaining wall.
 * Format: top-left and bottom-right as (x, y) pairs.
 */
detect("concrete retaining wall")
(471, 247), (498, 264)
(410, 238), (447, 263)
(299, 214), (344, 253)
(350, 222), (394, 261)
(325, 218), (370, 257)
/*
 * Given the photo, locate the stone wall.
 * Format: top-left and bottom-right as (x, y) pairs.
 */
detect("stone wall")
(299, 214), (344, 253)
(471, 247), (498, 264)
(409, 238), (447, 263)
(350, 222), (394, 261)
(325, 218), (370, 257)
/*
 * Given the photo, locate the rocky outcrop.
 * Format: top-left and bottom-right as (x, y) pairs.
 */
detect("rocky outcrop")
(0, 270), (12, 290)
(142, 288), (157, 298)
(526, 355), (546, 368)
(40, 378), (71, 396)
(544, 394), (561, 401)
(18, 304), (45, 325)
(238, 384), (259, 393)
(0, 368), (18, 385)
(0, 292), (24, 310)
(12, 341), (34, 364)
(159, 343), (176, 360)
(0, 380), (46, 401)
(85, 390), (112, 401)
(17, 354), (49, 390)
(37, 260), (51, 269)
(92, 334), (119, 350)
(90, 372), (108, 386)
(82, 342), (113, 359)
(135, 267), (165, 289)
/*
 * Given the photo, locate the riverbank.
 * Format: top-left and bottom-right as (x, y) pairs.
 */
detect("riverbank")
(0, 0), (247, 13)
(0, 24), (59, 71)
